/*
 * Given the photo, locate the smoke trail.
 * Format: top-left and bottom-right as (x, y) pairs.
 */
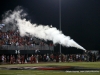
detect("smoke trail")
(2, 6), (86, 51)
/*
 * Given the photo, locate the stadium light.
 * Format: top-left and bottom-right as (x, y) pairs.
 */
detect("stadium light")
(59, 0), (62, 55)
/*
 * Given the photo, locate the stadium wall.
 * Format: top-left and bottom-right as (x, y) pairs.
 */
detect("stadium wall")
(0, 50), (53, 55)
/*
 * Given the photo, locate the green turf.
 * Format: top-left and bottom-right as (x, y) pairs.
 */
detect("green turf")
(0, 62), (100, 68)
(0, 62), (100, 75)
(0, 70), (100, 75)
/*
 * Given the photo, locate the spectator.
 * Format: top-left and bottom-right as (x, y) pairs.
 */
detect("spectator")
(2, 54), (4, 63)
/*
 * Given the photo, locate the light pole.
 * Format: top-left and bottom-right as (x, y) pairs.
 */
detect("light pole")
(59, 0), (61, 54)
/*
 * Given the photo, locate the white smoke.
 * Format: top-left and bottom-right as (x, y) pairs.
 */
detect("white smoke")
(2, 6), (86, 51)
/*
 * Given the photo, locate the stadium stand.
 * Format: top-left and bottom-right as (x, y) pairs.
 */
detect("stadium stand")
(0, 23), (54, 51)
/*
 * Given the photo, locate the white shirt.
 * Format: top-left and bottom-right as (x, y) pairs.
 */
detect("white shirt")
(2, 55), (4, 61)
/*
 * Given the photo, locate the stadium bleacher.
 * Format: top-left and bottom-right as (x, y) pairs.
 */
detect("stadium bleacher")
(0, 23), (54, 53)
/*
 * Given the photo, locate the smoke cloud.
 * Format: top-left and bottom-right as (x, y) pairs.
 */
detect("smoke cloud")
(2, 6), (86, 51)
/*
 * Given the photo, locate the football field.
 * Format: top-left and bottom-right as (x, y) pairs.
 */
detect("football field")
(0, 62), (100, 75)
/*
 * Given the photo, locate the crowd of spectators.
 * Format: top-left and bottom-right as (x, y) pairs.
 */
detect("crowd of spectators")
(0, 24), (100, 64)
(0, 30), (53, 50)
(0, 52), (100, 64)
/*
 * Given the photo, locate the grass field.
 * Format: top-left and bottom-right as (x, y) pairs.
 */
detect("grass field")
(0, 62), (100, 75)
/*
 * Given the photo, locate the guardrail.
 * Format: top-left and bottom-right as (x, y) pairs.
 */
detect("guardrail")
(1, 45), (54, 50)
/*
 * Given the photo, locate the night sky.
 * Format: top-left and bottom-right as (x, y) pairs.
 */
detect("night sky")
(0, 0), (100, 53)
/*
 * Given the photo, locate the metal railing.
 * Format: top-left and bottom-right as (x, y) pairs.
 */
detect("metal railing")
(1, 45), (54, 50)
